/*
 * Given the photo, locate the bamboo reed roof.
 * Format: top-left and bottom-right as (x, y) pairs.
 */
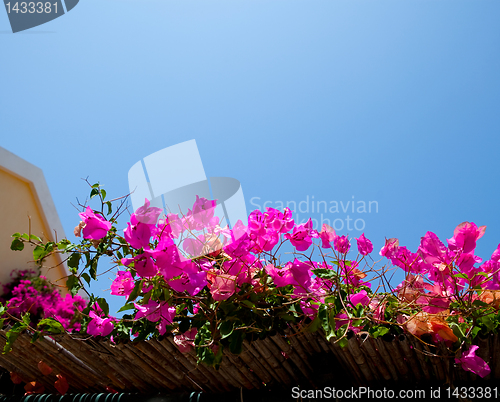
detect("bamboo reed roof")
(0, 327), (497, 394)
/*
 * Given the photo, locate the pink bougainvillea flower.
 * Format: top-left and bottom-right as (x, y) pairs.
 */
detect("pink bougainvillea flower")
(87, 311), (114, 337)
(248, 210), (267, 236)
(418, 232), (450, 267)
(334, 313), (362, 333)
(191, 196), (218, 228)
(379, 237), (399, 259)
(289, 259), (313, 290)
(334, 235), (350, 254)
(285, 218), (318, 251)
(356, 233), (373, 256)
(182, 236), (206, 257)
(392, 246), (432, 275)
(121, 251), (158, 278)
(223, 220), (253, 258)
(168, 267), (207, 297)
(265, 264), (294, 288)
(339, 260), (371, 288)
(252, 229), (280, 253)
(134, 300), (176, 334)
(124, 222), (152, 250)
(300, 300), (319, 319)
(369, 296), (386, 321)
(110, 271), (135, 298)
(134, 300), (161, 322)
(157, 213), (184, 239)
(265, 207), (295, 233)
(130, 198), (163, 225)
(349, 290), (370, 307)
(319, 224), (336, 249)
(207, 272), (237, 301)
(492, 243), (500, 263)
(182, 196), (219, 231)
(174, 328), (198, 353)
(447, 222), (486, 255)
(265, 260), (312, 290)
(156, 244), (207, 296)
(455, 345), (491, 378)
(78, 206), (112, 240)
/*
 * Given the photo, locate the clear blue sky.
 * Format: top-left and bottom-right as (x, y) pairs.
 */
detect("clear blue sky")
(2, 0), (499, 313)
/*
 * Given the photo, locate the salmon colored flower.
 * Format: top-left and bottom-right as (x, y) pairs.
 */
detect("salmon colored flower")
(54, 375), (69, 395)
(37, 361), (52, 375)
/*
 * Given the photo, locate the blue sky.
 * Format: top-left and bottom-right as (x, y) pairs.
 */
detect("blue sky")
(1, 0), (500, 313)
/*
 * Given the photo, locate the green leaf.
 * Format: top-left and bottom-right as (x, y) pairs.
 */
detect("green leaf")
(127, 280), (143, 302)
(38, 318), (65, 334)
(197, 347), (215, 366)
(449, 322), (465, 340)
(307, 316), (321, 333)
(219, 321), (234, 339)
(229, 330), (245, 354)
(105, 201), (112, 215)
(142, 289), (153, 305)
(470, 326), (481, 339)
(97, 298), (110, 316)
(370, 326), (390, 338)
(100, 189), (106, 200)
(90, 188), (99, 199)
(22, 313), (31, 326)
(10, 239), (24, 251)
(472, 300), (489, 308)
(213, 343), (224, 369)
(4, 322), (27, 353)
(278, 314), (295, 321)
(81, 273), (91, 286)
(11, 232), (21, 238)
(117, 303), (135, 313)
(66, 275), (81, 296)
(33, 245), (46, 261)
(337, 337), (348, 348)
(0, 319), (5, 329)
(31, 331), (41, 344)
(57, 239), (72, 250)
(88, 257), (98, 280)
(29, 234), (42, 243)
(241, 300), (255, 309)
(91, 183), (100, 189)
(312, 269), (337, 280)
(478, 314), (496, 332)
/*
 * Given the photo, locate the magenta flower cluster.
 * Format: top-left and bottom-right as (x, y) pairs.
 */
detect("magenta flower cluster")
(76, 196), (500, 378)
(2, 270), (86, 331)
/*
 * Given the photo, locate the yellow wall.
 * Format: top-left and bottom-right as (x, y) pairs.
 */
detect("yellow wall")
(0, 168), (67, 295)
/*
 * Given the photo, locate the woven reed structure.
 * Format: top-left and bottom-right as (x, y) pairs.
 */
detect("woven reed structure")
(0, 327), (497, 394)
